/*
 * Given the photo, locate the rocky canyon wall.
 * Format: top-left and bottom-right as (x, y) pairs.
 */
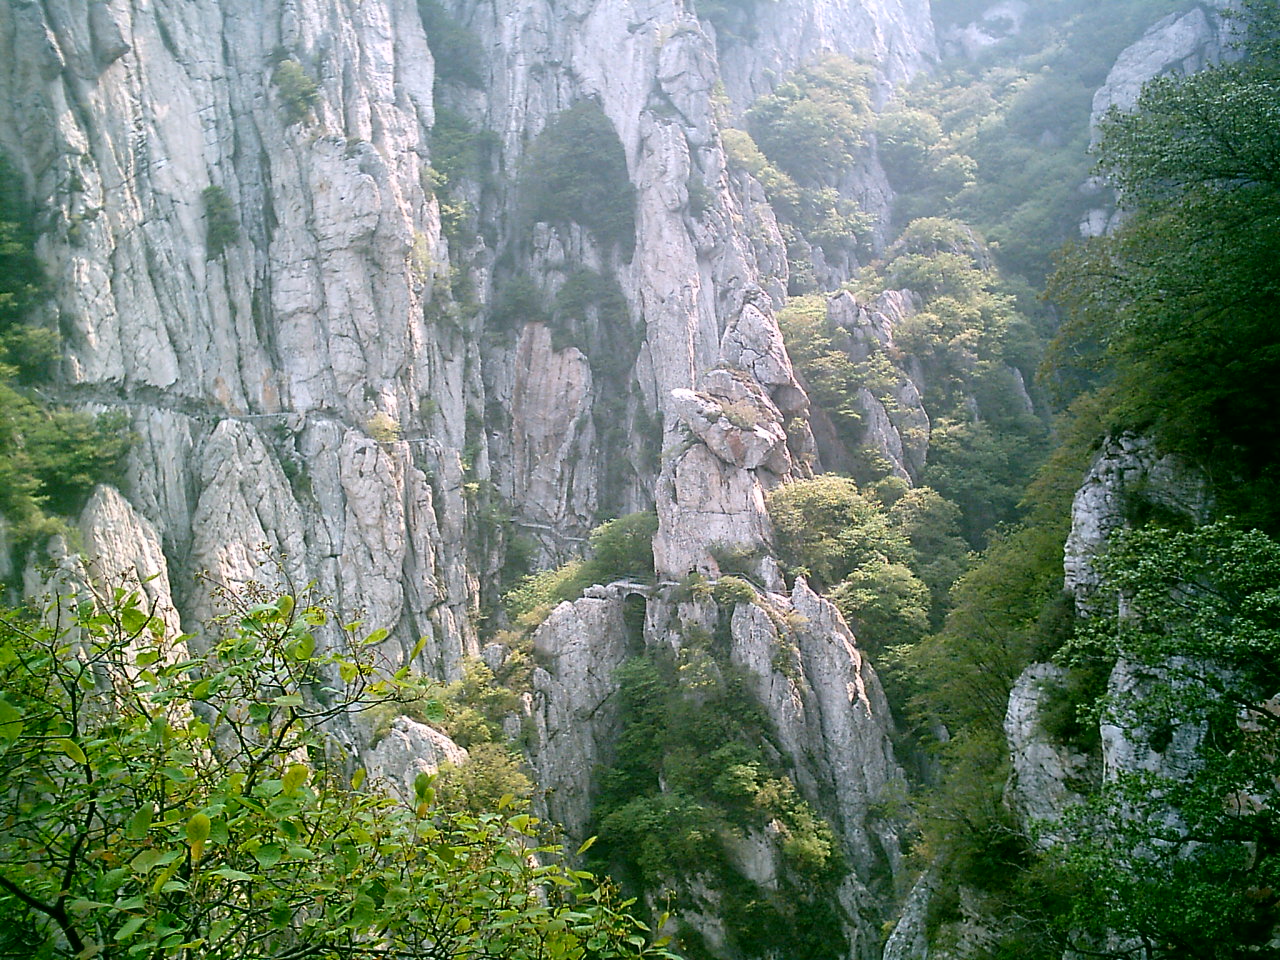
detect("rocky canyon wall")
(0, 0), (936, 955)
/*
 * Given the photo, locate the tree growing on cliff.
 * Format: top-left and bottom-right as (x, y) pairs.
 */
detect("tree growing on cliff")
(0, 577), (673, 960)
(1048, 523), (1280, 958)
(1048, 0), (1280, 528)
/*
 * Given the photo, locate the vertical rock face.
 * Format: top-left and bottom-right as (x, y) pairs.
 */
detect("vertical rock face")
(1, 0), (936, 954)
(1063, 434), (1211, 608)
(1003, 662), (1095, 843)
(823, 290), (931, 482)
(1003, 434), (1211, 844)
(524, 577), (907, 958)
(0, 0), (935, 655)
(713, 0), (936, 110)
(2, 0), (475, 676)
(1089, 0), (1239, 133)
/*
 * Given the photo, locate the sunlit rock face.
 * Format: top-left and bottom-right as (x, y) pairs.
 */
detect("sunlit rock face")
(999, 435), (1211, 857)
(2, 1), (937, 955)
(1089, 0), (1238, 133)
(0, 0), (934, 671)
(1080, 0), (1238, 236)
(1004, 662), (1096, 844)
(1063, 434), (1211, 609)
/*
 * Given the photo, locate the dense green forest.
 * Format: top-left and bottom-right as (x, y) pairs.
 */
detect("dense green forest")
(1, 0), (1278, 957)
(895, 1), (1280, 956)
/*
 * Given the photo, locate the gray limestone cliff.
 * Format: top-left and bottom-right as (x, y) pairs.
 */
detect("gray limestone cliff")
(0, 0), (936, 956)
(1004, 434), (1211, 839)
(524, 576), (907, 958)
(0, 0), (933, 661)
(1079, 0), (1240, 236)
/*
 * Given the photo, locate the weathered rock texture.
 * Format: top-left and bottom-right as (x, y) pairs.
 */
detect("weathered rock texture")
(1080, 0), (1240, 235)
(1003, 434), (1211, 864)
(1004, 662), (1095, 843)
(365, 717), (470, 803)
(1063, 433), (1211, 608)
(525, 577), (907, 958)
(0, 0), (934, 654)
(1, 0), (937, 955)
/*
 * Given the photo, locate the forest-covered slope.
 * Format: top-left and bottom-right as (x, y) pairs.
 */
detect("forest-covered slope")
(0, 0), (1277, 958)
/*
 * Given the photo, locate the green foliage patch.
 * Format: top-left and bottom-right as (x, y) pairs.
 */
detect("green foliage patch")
(1048, 12), (1280, 530)
(201, 186), (238, 258)
(884, 0), (1197, 283)
(725, 58), (879, 270)
(271, 58), (319, 124)
(503, 512), (658, 627)
(591, 634), (850, 960)
(521, 102), (636, 255)
(417, 0), (486, 88)
(0, 580), (674, 960)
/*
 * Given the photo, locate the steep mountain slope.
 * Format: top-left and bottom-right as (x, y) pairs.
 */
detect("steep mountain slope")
(0, 0), (935, 955)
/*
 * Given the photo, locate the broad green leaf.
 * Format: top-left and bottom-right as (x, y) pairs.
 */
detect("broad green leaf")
(125, 805), (153, 840)
(282, 762), (309, 796)
(120, 607), (148, 635)
(186, 813), (212, 844)
(55, 737), (87, 764)
(151, 860), (181, 895)
(0, 696), (23, 731)
(130, 848), (162, 875)
(423, 698), (446, 724)
(576, 835), (597, 856)
(97, 868), (131, 897)
(410, 635), (428, 660)
(292, 632), (316, 660)
(254, 843), (284, 868)
(113, 916), (147, 942)
(273, 694), (304, 708)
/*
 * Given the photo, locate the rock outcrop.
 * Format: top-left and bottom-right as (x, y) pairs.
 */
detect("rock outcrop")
(524, 574), (907, 958)
(1063, 434), (1211, 608)
(1003, 662), (1095, 842)
(1089, 0), (1239, 133)
(365, 717), (470, 803)
(825, 290), (930, 481)
(1080, 0), (1239, 235)
(0, 0), (935, 664)
(525, 592), (637, 837)
(1, 0), (939, 954)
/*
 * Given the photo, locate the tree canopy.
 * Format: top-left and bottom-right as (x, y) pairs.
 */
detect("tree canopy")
(1048, 0), (1280, 526)
(0, 578), (673, 960)
(1049, 523), (1280, 958)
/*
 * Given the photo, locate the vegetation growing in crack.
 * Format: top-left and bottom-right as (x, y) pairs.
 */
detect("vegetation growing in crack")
(0, 153), (131, 566)
(417, 0), (486, 89)
(521, 101), (636, 256)
(589, 628), (851, 960)
(201, 186), (238, 259)
(271, 58), (319, 125)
